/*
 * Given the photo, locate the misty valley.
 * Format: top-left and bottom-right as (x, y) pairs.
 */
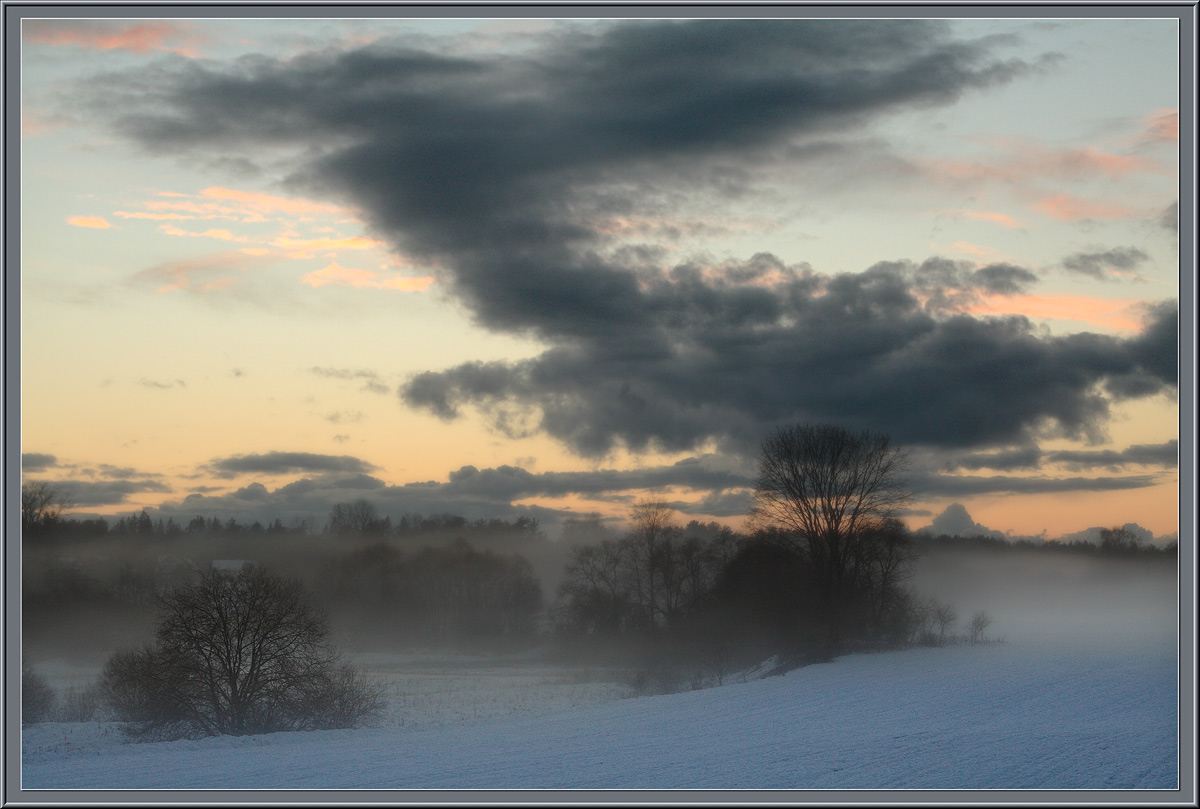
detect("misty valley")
(20, 491), (1178, 790)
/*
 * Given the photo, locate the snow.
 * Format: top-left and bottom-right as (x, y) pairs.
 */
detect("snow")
(20, 550), (1182, 792)
(21, 638), (1178, 790)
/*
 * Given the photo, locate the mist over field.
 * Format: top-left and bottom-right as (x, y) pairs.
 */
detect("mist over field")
(19, 510), (1181, 793)
(13, 10), (1187, 800)
(21, 525), (1180, 792)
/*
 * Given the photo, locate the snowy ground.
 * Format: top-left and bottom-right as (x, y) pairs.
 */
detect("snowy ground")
(20, 637), (1178, 792)
(19, 550), (1183, 794)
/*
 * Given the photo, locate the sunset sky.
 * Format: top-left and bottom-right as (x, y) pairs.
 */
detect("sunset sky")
(17, 13), (1182, 541)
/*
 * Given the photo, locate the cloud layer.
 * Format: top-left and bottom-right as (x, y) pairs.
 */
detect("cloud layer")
(83, 20), (1177, 462)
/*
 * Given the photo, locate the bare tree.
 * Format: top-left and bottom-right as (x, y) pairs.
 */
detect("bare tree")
(854, 517), (920, 631)
(624, 500), (678, 631)
(328, 499), (387, 536)
(21, 481), (68, 534)
(966, 610), (993, 644)
(558, 539), (630, 634)
(931, 600), (957, 645)
(751, 423), (910, 646)
(99, 566), (382, 739)
(1099, 526), (1144, 554)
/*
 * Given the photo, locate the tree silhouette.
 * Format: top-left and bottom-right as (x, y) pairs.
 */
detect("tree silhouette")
(99, 566), (382, 739)
(21, 481), (67, 535)
(751, 423), (911, 646)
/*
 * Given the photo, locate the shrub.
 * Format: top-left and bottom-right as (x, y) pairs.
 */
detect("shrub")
(99, 566), (384, 740)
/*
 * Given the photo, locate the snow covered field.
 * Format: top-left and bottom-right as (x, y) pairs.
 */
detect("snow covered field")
(19, 550), (1184, 794)
(21, 637), (1178, 791)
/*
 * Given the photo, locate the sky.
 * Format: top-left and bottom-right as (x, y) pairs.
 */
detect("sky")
(17, 13), (1183, 541)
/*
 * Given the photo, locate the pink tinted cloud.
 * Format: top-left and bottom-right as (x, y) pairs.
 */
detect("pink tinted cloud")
(159, 224), (246, 242)
(133, 251), (259, 294)
(272, 236), (384, 253)
(199, 188), (349, 220)
(1033, 195), (1133, 222)
(67, 216), (112, 229)
(113, 211), (197, 221)
(924, 137), (1166, 186)
(22, 109), (67, 138)
(126, 188), (351, 225)
(23, 21), (202, 57)
(964, 294), (1145, 332)
(1144, 109), (1178, 142)
(961, 210), (1024, 229)
(928, 239), (1003, 261)
(301, 263), (434, 291)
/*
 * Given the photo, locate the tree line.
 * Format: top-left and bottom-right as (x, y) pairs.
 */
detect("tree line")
(22, 422), (1168, 733)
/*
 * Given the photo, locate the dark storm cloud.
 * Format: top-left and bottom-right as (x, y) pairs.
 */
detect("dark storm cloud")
(404, 272), (1176, 456)
(1045, 439), (1178, 471)
(21, 453), (58, 471)
(207, 451), (378, 477)
(933, 446), (1044, 472)
(87, 21), (1174, 458)
(1061, 247), (1149, 280)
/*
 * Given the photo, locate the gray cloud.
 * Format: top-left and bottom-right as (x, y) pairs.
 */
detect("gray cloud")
(1157, 200), (1178, 233)
(325, 411), (364, 424)
(1057, 522), (1158, 546)
(309, 367), (380, 381)
(88, 464), (165, 479)
(311, 367), (391, 395)
(138, 377), (186, 390)
(440, 457), (752, 501)
(1062, 246), (1149, 280)
(46, 478), (173, 507)
(403, 271), (1176, 456)
(935, 439), (1177, 473)
(150, 455), (752, 527)
(1045, 439), (1178, 471)
(912, 472), (1159, 497)
(21, 453), (58, 471)
(923, 503), (1004, 538)
(207, 451), (378, 477)
(150, 449), (1165, 531)
(85, 21), (1173, 462)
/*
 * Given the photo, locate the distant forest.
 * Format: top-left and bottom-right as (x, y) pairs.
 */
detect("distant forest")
(23, 474), (1176, 691)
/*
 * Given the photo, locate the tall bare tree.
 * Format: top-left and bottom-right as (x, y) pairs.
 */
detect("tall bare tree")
(751, 423), (911, 646)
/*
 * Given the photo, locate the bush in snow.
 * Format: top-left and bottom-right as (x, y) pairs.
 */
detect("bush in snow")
(99, 565), (384, 740)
